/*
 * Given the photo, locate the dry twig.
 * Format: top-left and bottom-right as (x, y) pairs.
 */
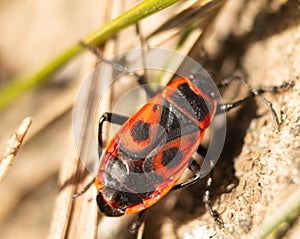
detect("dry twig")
(0, 116), (32, 183)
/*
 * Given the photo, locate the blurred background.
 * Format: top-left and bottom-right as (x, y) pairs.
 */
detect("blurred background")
(0, 1), (299, 239)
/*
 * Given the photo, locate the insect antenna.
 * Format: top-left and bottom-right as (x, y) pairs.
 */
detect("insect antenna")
(79, 40), (155, 98)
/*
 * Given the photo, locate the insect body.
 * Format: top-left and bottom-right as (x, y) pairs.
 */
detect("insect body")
(95, 74), (218, 216)
(74, 43), (293, 231)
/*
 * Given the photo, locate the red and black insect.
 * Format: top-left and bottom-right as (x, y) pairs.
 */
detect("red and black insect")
(95, 74), (217, 217)
(74, 43), (292, 231)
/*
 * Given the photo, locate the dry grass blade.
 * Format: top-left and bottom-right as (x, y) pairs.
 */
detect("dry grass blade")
(136, 222), (145, 239)
(46, 155), (80, 239)
(47, 53), (101, 239)
(64, 55), (101, 239)
(48, 1), (123, 238)
(148, 0), (226, 38)
(47, 143), (98, 238)
(0, 117), (32, 183)
(143, 0), (226, 87)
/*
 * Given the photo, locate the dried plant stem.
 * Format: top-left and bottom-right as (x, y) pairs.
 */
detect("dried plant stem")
(0, 0), (181, 111)
(0, 117), (32, 183)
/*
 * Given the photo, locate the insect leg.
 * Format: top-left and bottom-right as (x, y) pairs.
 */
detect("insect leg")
(72, 177), (95, 198)
(203, 169), (223, 227)
(172, 145), (223, 226)
(129, 210), (146, 233)
(171, 145), (207, 190)
(98, 112), (129, 148)
(216, 79), (294, 129)
(73, 112), (128, 199)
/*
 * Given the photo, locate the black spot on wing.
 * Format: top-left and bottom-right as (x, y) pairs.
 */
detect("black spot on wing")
(131, 120), (151, 142)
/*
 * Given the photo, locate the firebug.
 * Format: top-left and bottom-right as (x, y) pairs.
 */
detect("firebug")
(73, 43), (293, 232)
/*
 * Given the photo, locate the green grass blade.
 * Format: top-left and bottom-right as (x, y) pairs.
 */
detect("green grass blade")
(248, 187), (300, 239)
(0, 0), (180, 111)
